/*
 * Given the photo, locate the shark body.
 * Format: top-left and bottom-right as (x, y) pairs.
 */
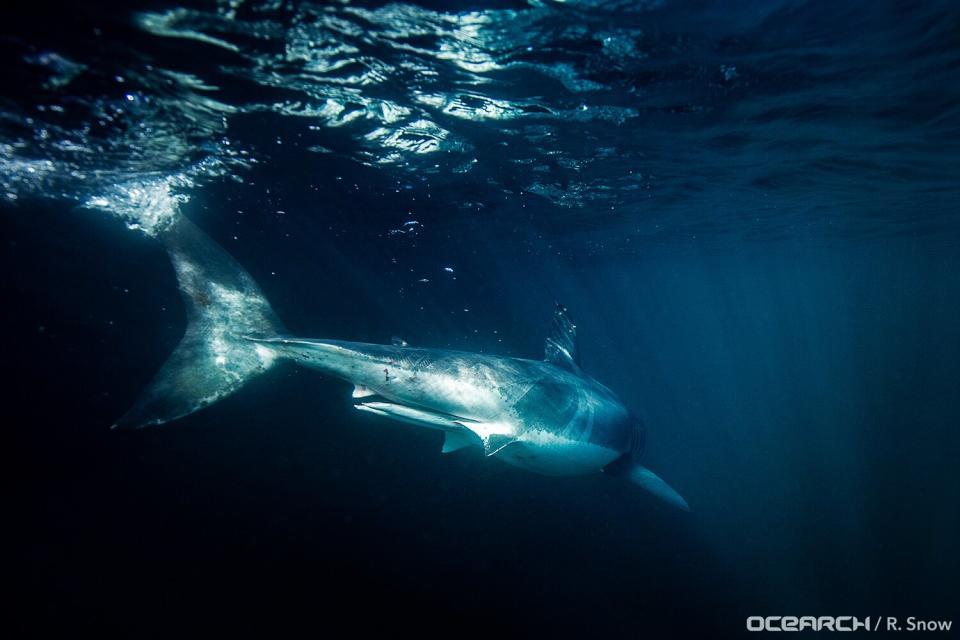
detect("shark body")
(258, 335), (635, 477)
(115, 215), (688, 510)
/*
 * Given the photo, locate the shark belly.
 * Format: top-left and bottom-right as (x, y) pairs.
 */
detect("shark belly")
(355, 397), (618, 476)
(494, 431), (621, 476)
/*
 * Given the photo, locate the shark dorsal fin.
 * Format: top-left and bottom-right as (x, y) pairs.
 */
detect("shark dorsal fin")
(544, 303), (580, 372)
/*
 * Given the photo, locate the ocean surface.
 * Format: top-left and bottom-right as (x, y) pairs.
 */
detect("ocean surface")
(7, 0), (959, 636)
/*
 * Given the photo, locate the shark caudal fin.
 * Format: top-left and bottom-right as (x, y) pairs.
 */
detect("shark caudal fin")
(605, 455), (690, 511)
(112, 216), (282, 429)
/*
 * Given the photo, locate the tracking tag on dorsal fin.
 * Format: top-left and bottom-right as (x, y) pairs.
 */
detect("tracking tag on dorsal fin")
(543, 303), (580, 371)
(391, 336), (409, 347)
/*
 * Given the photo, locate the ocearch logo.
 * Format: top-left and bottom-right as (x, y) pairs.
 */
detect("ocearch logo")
(746, 616), (871, 632)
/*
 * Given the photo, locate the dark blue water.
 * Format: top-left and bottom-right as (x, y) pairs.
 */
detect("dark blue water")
(6, 1), (959, 637)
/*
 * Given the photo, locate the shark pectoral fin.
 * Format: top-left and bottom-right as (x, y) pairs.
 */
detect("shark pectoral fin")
(441, 431), (480, 453)
(605, 456), (689, 511)
(627, 465), (689, 511)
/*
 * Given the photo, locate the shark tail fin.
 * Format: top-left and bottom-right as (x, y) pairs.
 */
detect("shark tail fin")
(605, 454), (690, 511)
(112, 216), (283, 429)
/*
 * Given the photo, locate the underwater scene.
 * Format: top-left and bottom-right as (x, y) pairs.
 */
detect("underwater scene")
(6, 0), (958, 637)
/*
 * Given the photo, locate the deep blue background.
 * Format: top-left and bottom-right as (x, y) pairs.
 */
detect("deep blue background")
(9, 155), (959, 636)
(5, 0), (959, 637)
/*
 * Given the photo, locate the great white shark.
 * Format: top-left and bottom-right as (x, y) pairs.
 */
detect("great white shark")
(115, 215), (689, 510)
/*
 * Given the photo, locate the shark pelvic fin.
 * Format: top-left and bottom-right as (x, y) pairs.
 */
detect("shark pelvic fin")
(482, 434), (517, 457)
(352, 384), (377, 398)
(441, 431), (479, 453)
(544, 303), (580, 372)
(451, 420), (517, 456)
